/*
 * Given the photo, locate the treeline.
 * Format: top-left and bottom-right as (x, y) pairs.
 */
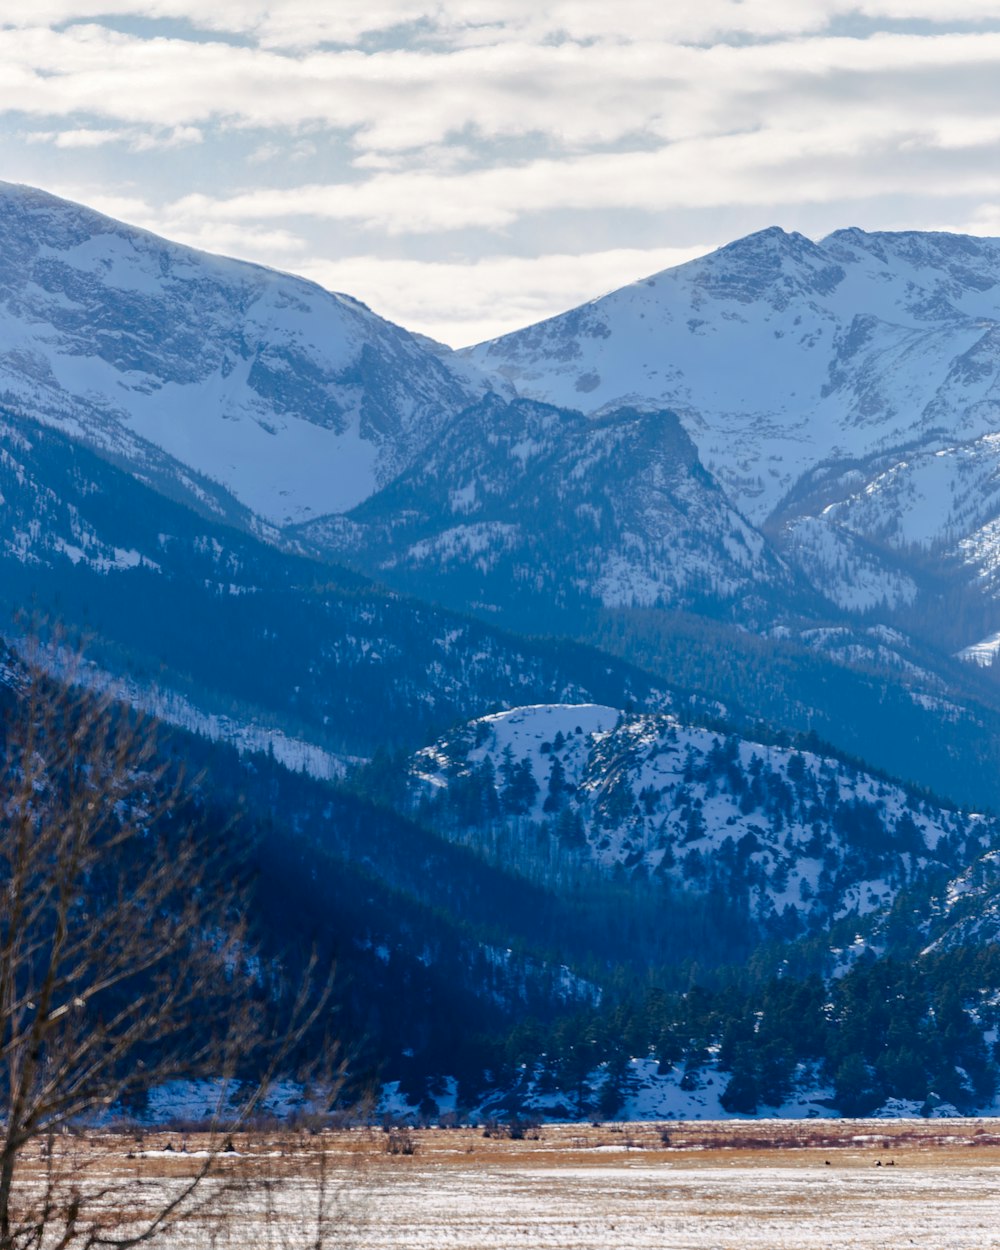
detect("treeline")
(591, 606), (1000, 813)
(448, 945), (1000, 1120)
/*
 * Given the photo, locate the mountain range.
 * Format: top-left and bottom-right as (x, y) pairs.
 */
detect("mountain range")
(10, 180), (1000, 1117)
(10, 182), (1000, 644)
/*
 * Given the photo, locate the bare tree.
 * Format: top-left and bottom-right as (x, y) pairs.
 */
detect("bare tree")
(0, 656), (333, 1250)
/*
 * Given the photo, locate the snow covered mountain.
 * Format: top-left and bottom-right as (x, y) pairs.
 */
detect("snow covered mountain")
(409, 703), (998, 938)
(12, 186), (1000, 642)
(13, 185), (1000, 1123)
(465, 227), (1000, 635)
(300, 395), (803, 624)
(0, 405), (686, 761)
(10, 185), (1000, 642)
(0, 182), (489, 527)
(8, 190), (1000, 794)
(466, 227), (1000, 522)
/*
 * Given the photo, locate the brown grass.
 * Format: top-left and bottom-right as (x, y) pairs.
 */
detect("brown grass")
(29, 1116), (1000, 1180)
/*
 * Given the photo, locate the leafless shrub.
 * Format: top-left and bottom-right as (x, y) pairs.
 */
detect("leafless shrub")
(481, 1118), (540, 1142)
(0, 654), (340, 1249)
(384, 1129), (416, 1156)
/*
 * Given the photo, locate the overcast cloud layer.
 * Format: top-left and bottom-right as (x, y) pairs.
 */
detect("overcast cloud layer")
(2, 3), (1000, 344)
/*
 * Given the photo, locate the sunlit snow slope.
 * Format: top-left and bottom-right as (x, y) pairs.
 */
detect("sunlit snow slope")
(0, 182), (488, 526)
(466, 227), (1000, 526)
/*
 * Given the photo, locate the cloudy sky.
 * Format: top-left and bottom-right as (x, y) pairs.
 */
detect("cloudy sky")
(3, 3), (1000, 345)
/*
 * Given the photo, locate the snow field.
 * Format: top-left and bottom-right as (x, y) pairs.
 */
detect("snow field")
(0, 182), (487, 526)
(21, 1122), (1000, 1250)
(331, 1162), (1000, 1250)
(468, 227), (1000, 526)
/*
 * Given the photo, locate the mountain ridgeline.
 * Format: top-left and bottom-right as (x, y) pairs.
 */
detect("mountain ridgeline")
(464, 227), (1000, 649)
(11, 181), (1000, 1117)
(298, 398), (803, 630)
(409, 703), (996, 942)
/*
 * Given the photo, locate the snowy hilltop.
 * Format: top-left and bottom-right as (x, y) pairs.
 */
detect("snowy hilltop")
(410, 702), (996, 937)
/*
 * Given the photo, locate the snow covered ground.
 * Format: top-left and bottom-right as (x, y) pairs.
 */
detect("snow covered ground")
(25, 640), (357, 780)
(335, 1162), (1000, 1250)
(957, 630), (1000, 667)
(414, 702), (989, 931)
(24, 1123), (1000, 1250)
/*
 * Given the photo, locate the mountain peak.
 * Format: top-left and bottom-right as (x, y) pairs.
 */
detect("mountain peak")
(822, 223), (1000, 273)
(0, 182), (492, 527)
(465, 222), (1000, 523)
(687, 225), (844, 306)
(719, 224), (808, 250)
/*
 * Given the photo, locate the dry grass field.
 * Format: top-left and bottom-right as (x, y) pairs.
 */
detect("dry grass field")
(19, 1118), (1000, 1249)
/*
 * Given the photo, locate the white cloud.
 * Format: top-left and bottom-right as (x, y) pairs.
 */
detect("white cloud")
(41, 187), (160, 225)
(6, 15), (987, 243)
(936, 204), (1000, 238)
(131, 125), (204, 151)
(34, 180), (309, 258)
(7, 2), (1000, 49)
(27, 127), (124, 148)
(146, 114), (1000, 238)
(295, 246), (715, 346)
(3, 24), (1000, 159)
(158, 221), (309, 259)
(24, 123), (203, 151)
(6, 4), (1000, 349)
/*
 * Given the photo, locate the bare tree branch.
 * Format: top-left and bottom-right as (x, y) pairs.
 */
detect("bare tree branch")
(0, 652), (341, 1250)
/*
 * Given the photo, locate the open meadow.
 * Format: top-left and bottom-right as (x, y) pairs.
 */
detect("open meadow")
(23, 1118), (1000, 1249)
